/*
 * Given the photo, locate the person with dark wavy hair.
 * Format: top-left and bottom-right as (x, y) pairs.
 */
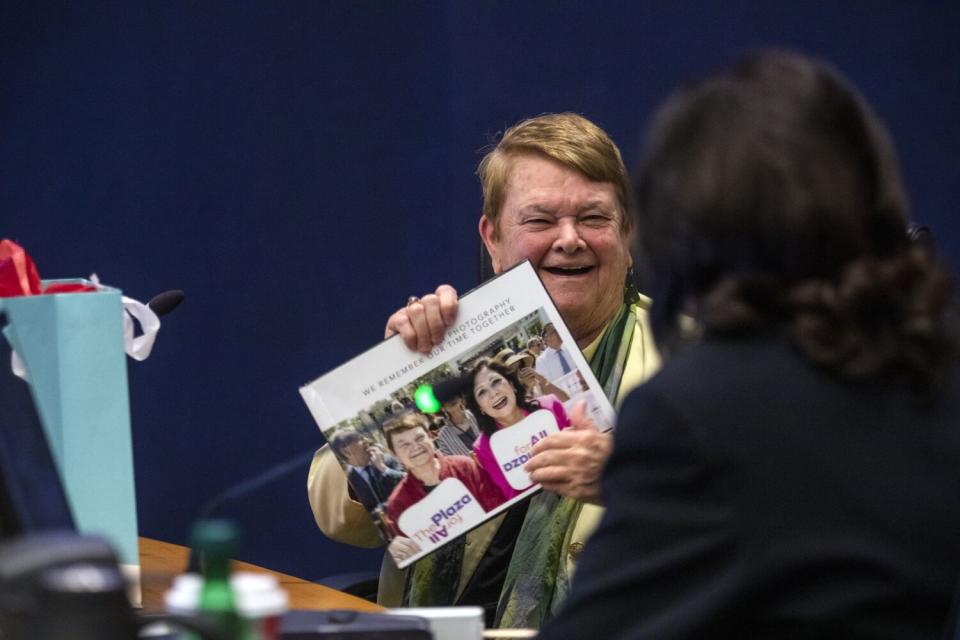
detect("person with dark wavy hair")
(465, 357), (572, 500)
(540, 50), (960, 640)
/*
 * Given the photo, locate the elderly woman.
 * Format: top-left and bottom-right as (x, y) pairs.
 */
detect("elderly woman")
(383, 412), (503, 537)
(465, 357), (572, 499)
(308, 113), (661, 627)
(540, 51), (960, 639)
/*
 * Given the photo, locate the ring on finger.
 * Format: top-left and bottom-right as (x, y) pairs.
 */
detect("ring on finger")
(406, 296), (420, 307)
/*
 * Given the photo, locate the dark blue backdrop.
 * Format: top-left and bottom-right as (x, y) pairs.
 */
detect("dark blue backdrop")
(2, 2), (958, 580)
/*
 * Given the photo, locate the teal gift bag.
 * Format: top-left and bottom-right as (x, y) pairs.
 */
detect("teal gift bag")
(0, 279), (140, 588)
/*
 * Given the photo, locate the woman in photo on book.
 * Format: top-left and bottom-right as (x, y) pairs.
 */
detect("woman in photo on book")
(465, 357), (572, 500)
(505, 350), (570, 403)
(307, 112), (661, 628)
(381, 412), (505, 564)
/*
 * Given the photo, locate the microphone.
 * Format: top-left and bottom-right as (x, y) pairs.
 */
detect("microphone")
(185, 448), (317, 573)
(147, 290), (185, 317)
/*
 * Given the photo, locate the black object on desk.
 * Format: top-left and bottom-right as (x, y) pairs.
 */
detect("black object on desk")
(280, 609), (432, 639)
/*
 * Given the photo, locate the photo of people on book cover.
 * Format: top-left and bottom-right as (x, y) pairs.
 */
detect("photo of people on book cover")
(300, 263), (614, 568)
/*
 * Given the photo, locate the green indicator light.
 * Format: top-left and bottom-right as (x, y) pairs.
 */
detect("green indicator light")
(414, 384), (440, 413)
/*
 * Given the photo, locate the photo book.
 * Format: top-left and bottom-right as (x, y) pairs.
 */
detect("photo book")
(300, 261), (615, 568)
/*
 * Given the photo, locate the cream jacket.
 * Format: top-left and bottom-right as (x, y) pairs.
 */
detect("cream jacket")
(305, 298), (660, 605)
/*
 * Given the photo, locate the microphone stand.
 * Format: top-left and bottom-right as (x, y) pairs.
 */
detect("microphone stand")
(185, 449), (317, 573)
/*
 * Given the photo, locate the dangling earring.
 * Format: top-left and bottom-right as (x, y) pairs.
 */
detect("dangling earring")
(625, 265), (641, 303)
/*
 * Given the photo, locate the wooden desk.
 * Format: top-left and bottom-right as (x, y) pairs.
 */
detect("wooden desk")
(139, 537), (383, 613)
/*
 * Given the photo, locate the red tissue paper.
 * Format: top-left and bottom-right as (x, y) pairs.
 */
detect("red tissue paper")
(0, 239), (97, 297)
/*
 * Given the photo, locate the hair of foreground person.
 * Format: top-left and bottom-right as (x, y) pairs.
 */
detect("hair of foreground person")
(477, 112), (633, 235)
(634, 49), (957, 389)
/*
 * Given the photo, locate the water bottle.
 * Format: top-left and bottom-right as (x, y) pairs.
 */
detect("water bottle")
(192, 520), (247, 639)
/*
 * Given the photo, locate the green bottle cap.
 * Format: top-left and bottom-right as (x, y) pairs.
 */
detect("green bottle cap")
(191, 519), (239, 559)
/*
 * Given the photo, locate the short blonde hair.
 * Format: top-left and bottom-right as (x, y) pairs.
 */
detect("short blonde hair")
(477, 113), (632, 235)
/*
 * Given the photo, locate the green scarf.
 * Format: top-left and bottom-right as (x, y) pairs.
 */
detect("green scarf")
(494, 297), (638, 628)
(404, 293), (640, 626)
(404, 533), (465, 607)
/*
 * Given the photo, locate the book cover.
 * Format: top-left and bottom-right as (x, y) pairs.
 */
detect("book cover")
(300, 261), (615, 568)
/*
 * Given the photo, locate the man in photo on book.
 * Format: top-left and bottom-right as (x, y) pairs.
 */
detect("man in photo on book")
(432, 375), (481, 457)
(534, 322), (576, 384)
(328, 429), (403, 515)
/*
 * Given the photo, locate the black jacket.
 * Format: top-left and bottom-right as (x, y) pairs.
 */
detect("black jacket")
(541, 336), (960, 639)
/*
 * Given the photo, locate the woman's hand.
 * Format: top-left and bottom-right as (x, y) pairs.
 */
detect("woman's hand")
(520, 366), (570, 402)
(387, 535), (422, 564)
(524, 401), (612, 504)
(384, 284), (459, 354)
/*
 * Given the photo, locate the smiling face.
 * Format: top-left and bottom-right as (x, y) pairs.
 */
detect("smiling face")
(472, 366), (523, 426)
(479, 153), (632, 347)
(390, 426), (435, 474)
